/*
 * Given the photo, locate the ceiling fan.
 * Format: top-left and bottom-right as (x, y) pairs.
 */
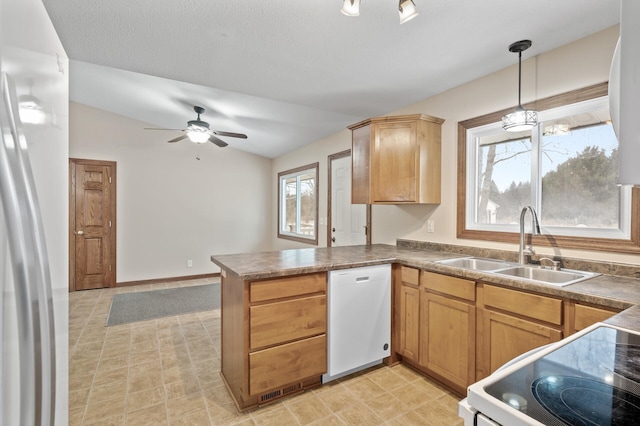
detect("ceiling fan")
(145, 106), (247, 147)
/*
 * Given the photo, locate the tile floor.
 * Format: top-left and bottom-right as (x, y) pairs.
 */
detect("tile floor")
(69, 278), (464, 425)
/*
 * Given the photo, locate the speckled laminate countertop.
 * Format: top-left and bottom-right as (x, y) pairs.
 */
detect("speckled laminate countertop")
(211, 243), (640, 314)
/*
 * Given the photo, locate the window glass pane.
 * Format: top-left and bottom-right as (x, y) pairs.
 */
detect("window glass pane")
(299, 172), (315, 236)
(284, 176), (298, 233)
(541, 114), (619, 229)
(476, 134), (531, 225)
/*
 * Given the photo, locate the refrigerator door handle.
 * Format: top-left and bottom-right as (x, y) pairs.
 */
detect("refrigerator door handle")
(0, 72), (56, 426)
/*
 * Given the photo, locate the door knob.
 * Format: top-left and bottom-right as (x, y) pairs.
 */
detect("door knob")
(331, 237), (336, 242)
(76, 230), (84, 235)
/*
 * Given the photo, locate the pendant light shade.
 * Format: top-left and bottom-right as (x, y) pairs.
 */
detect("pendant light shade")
(341, 0), (360, 16)
(399, 0), (419, 24)
(502, 40), (538, 132)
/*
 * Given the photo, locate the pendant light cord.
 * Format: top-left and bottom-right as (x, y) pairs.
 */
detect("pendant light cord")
(518, 50), (522, 108)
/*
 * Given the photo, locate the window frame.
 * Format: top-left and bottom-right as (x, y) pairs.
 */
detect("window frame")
(457, 82), (640, 254)
(277, 162), (319, 245)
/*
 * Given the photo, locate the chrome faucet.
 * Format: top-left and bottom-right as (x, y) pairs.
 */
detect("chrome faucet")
(519, 206), (541, 264)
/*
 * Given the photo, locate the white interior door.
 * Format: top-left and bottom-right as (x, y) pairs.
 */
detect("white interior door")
(331, 155), (366, 246)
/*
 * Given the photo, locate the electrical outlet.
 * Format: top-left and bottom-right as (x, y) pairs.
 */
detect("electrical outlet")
(427, 220), (435, 233)
(187, 259), (193, 268)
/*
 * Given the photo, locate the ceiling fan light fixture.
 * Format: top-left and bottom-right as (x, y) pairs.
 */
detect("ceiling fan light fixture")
(187, 129), (210, 143)
(502, 39), (538, 132)
(341, 0), (360, 16)
(399, 0), (418, 24)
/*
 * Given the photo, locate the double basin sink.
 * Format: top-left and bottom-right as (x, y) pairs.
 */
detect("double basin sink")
(435, 257), (600, 287)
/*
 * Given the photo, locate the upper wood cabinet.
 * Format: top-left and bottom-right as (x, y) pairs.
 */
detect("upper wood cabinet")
(349, 114), (444, 204)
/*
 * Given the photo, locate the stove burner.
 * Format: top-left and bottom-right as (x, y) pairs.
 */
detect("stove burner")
(532, 376), (640, 425)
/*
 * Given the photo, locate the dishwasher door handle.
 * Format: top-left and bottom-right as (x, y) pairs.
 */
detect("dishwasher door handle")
(356, 276), (370, 282)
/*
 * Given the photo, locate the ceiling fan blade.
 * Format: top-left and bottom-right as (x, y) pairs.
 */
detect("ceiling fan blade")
(209, 135), (228, 148)
(144, 127), (184, 131)
(213, 130), (247, 139)
(167, 134), (188, 143)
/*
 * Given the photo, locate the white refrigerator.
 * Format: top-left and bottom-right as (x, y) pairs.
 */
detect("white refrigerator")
(1, 0), (69, 424)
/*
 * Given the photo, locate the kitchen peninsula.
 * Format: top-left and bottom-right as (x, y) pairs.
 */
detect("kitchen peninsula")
(211, 242), (640, 412)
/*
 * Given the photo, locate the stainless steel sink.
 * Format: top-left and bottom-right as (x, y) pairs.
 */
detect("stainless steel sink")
(492, 266), (600, 286)
(435, 257), (516, 271)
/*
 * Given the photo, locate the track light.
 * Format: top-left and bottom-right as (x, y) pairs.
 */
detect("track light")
(341, 0), (360, 16)
(399, 0), (419, 24)
(502, 40), (538, 132)
(340, 0), (419, 24)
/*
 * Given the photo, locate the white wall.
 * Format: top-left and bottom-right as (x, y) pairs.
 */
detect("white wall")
(69, 103), (273, 282)
(271, 26), (640, 265)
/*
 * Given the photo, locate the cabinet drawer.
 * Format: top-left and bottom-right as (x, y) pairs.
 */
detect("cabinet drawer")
(401, 266), (419, 286)
(574, 304), (617, 331)
(249, 334), (326, 396)
(483, 285), (562, 325)
(422, 271), (475, 301)
(250, 295), (327, 349)
(250, 273), (326, 303)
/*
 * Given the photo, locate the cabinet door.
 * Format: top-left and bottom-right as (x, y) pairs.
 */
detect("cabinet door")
(351, 124), (371, 204)
(371, 120), (418, 202)
(420, 291), (475, 392)
(398, 284), (420, 362)
(479, 309), (562, 379)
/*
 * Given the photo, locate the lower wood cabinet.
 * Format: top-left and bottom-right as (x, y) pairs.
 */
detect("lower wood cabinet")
(398, 266), (420, 362)
(221, 271), (327, 411)
(420, 290), (475, 393)
(476, 284), (563, 380)
(478, 309), (562, 377)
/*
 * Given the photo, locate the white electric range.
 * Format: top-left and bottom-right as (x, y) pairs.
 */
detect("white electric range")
(459, 323), (640, 425)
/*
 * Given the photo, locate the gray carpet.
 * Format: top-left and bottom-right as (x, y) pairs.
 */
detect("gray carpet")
(106, 283), (219, 326)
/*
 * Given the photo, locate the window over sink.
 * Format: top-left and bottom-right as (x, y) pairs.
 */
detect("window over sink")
(277, 162), (319, 244)
(458, 83), (640, 254)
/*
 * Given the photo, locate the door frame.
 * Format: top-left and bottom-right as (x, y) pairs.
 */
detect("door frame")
(327, 150), (371, 247)
(69, 158), (117, 291)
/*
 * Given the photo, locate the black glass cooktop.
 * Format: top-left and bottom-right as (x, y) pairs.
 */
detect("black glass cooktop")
(485, 325), (640, 426)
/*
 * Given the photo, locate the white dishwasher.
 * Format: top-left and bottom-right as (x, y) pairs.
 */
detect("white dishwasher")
(322, 264), (391, 383)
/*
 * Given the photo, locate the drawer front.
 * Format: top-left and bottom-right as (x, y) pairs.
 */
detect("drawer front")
(401, 266), (419, 286)
(422, 271), (475, 301)
(250, 295), (327, 349)
(249, 334), (327, 396)
(250, 273), (326, 303)
(484, 285), (562, 325)
(574, 304), (617, 331)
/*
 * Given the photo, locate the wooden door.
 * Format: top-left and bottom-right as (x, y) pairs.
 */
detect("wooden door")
(69, 159), (116, 291)
(398, 284), (420, 362)
(371, 120), (418, 202)
(479, 309), (562, 379)
(328, 151), (369, 247)
(420, 291), (475, 393)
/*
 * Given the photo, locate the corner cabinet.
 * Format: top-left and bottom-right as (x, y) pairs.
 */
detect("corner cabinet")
(349, 114), (444, 204)
(221, 271), (327, 411)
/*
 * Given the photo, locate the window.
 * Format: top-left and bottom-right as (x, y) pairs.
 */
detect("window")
(458, 83), (640, 253)
(278, 163), (319, 244)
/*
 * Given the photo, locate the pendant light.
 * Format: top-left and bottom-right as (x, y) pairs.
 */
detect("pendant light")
(502, 40), (538, 132)
(341, 0), (360, 16)
(399, 0), (419, 24)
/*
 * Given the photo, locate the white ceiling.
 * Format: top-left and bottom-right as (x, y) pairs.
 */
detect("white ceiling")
(42, 0), (620, 158)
